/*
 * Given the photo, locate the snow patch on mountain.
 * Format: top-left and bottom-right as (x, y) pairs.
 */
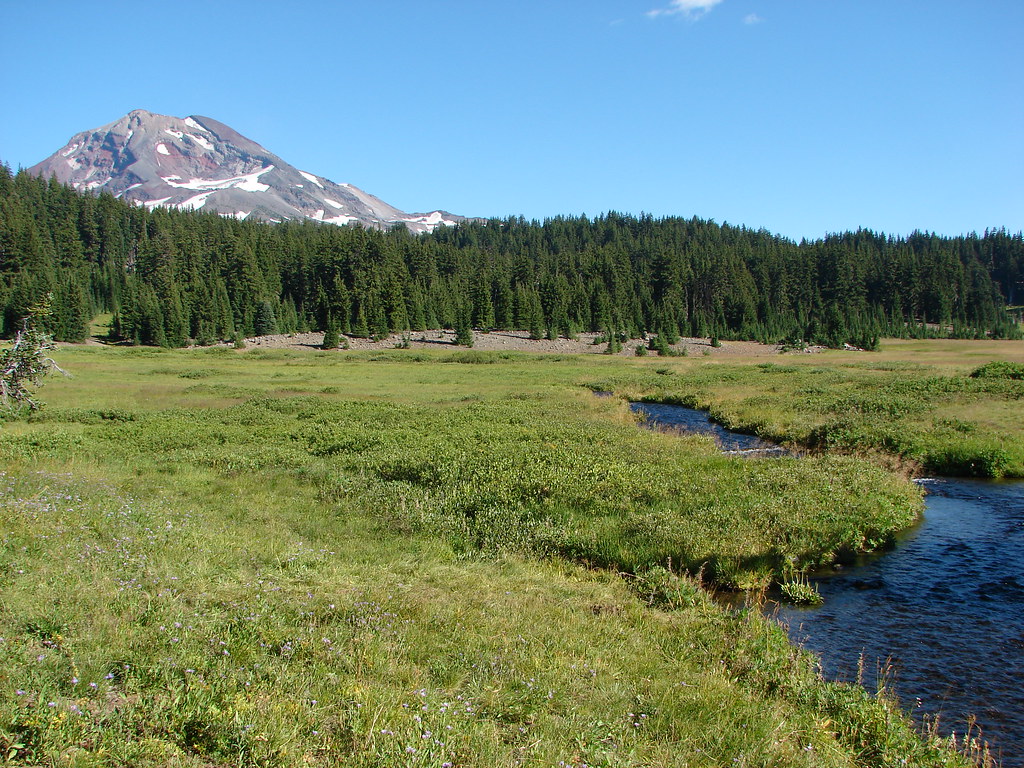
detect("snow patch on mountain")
(174, 191), (216, 210)
(160, 166), (273, 193)
(400, 211), (458, 230)
(188, 133), (214, 150)
(311, 208), (358, 225)
(299, 171), (324, 189)
(323, 214), (358, 225)
(28, 110), (477, 233)
(236, 167), (273, 192)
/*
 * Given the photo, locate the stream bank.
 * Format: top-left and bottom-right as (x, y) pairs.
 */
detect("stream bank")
(631, 400), (1023, 764)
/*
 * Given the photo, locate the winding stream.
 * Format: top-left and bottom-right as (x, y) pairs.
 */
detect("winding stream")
(630, 401), (1024, 765)
(629, 401), (790, 455)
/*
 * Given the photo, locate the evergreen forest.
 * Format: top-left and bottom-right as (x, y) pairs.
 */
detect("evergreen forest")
(2, 165), (1021, 347)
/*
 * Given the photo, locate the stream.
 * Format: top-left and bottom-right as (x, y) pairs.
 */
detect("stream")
(630, 401), (1024, 766)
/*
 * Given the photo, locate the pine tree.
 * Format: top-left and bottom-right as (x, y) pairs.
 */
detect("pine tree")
(527, 291), (545, 340)
(49, 273), (90, 342)
(454, 300), (474, 347)
(254, 299), (279, 336)
(351, 301), (370, 339)
(1, 295), (65, 415)
(279, 295), (299, 334)
(322, 315), (340, 349)
(2, 172), (1021, 350)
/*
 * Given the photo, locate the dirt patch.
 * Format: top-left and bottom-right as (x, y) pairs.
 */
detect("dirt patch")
(229, 329), (815, 357)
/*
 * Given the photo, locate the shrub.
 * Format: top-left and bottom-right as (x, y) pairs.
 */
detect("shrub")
(969, 361), (1024, 380)
(925, 443), (1011, 478)
(321, 326), (340, 350)
(631, 566), (709, 610)
(780, 574), (824, 605)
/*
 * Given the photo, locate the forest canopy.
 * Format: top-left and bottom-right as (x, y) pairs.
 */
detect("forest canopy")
(1, 165), (1021, 347)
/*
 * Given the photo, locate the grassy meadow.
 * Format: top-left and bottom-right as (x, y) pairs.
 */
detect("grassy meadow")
(1, 339), (1015, 767)
(594, 339), (1024, 479)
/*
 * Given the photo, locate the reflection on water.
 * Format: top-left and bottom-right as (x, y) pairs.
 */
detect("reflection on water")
(628, 402), (789, 455)
(628, 401), (1023, 765)
(777, 478), (1024, 766)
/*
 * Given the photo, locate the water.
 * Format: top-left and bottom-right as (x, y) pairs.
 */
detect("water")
(779, 478), (1024, 766)
(628, 402), (789, 455)
(629, 401), (1024, 764)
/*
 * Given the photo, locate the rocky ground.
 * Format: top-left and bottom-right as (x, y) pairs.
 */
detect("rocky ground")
(233, 329), (823, 357)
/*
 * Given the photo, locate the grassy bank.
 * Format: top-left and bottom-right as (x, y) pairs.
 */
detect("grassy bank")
(591, 339), (1024, 478)
(0, 344), (994, 766)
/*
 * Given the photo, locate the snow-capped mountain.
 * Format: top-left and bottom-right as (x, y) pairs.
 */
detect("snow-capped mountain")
(28, 109), (469, 233)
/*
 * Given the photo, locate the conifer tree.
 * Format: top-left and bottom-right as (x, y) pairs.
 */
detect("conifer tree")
(1, 172), (1021, 349)
(454, 300), (473, 347)
(322, 315), (340, 349)
(254, 299), (278, 336)
(1, 296), (65, 415)
(352, 302), (370, 339)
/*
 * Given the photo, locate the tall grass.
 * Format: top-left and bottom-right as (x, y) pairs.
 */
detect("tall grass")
(0, 345), (990, 766)
(590, 342), (1024, 478)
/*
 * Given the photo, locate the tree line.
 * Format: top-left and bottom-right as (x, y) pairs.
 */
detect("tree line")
(2, 165), (1021, 348)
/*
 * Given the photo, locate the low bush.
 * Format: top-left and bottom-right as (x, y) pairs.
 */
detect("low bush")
(970, 360), (1024, 379)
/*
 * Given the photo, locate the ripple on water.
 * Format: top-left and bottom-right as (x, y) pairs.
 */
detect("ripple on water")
(779, 478), (1024, 765)
(626, 402), (1024, 763)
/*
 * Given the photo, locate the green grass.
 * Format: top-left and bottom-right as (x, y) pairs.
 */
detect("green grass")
(87, 313), (113, 341)
(590, 339), (1024, 478)
(0, 344), (997, 766)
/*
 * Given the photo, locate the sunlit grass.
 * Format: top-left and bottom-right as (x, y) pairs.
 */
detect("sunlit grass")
(589, 342), (1024, 478)
(0, 343), (999, 766)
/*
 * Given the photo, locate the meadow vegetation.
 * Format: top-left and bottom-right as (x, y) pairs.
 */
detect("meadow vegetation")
(592, 339), (1024, 479)
(0, 340), (1010, 766)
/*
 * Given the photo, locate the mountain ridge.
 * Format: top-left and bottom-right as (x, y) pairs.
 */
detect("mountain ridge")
(28, 109), (470, 233)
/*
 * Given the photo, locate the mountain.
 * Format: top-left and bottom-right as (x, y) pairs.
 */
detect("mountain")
(27, 109), (469, 233)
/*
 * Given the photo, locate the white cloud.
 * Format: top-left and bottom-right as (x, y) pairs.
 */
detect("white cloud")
(743, 13), (763, 24)
(647, 0), (724, 19)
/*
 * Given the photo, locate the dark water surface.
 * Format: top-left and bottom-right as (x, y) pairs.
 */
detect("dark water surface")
(628, 402), (789, 455)
(630, 401), (1024, 765)
(779, 478), (1024, 766)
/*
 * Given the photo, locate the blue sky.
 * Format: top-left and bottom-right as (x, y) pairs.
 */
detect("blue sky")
(1, 0), (1021, 241)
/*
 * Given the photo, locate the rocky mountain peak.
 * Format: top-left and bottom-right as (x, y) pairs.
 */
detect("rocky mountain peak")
(28, 110), (469, 233)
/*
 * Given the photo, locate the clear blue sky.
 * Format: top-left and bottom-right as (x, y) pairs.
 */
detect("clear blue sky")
(2, 0), (1021, 241)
